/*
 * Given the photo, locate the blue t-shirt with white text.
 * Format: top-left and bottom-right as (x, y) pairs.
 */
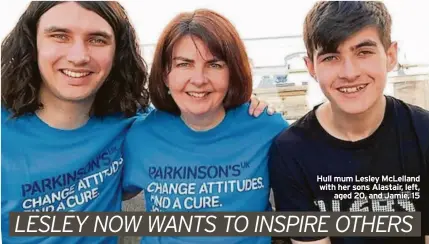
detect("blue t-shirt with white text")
(1, 108), (136, 244)
(123, 103), (288, 244)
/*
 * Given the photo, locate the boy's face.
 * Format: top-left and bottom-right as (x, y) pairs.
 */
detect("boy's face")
(36, 2), (116, 103)
(305, 27), (397, 115)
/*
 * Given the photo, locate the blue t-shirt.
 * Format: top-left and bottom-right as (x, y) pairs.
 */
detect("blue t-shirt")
(1, 108), (136, 244)
(123, 103), (288, 244)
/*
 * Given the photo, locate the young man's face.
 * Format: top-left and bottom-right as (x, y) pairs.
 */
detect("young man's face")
(305, 27), (397, 114)
(36, 2), (116, 103)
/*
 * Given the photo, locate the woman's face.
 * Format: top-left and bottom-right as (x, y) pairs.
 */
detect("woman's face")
(165, 35), (229, 117)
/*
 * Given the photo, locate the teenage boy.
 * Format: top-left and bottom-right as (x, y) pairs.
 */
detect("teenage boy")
(269, 2), (428, 244)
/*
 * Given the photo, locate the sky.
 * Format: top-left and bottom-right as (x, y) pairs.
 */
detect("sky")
(1, 0), (428, 65)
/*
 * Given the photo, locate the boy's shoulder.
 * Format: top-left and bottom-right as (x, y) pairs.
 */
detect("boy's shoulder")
(388, 95), (428, 115)
(388, 96), (429, 131)
(399, 98), (429, 121)
(390, 96), (429, 151)
(275, 109), (316, 143)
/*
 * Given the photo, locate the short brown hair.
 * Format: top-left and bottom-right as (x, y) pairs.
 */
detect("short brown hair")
(149, 9), (252, 115)
(303, 1), (392, 60)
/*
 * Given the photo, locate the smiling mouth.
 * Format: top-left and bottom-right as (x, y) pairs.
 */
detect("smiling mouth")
(337, 84), (368, 94)
(60, 69), (92, 78)
(186, 92), (210, 98)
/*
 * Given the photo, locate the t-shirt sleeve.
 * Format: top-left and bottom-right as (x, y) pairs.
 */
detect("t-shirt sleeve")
(268, 139), (327, 242)
(121, 125), (144, 194)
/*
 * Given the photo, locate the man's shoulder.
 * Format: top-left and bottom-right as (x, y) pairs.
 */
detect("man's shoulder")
(1, 107), (33, 127)
(1, 106), (13, 124)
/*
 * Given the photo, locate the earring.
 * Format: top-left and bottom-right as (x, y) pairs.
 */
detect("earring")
(167, 89), (171, 95)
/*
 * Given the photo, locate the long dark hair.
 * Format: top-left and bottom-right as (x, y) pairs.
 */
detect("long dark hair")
(1, 1), (149, 118)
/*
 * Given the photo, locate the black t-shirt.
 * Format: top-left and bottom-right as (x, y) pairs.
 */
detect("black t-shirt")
(269, 96), (428, 244)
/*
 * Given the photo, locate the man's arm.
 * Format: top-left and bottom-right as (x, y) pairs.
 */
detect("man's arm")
(269, 140), (329, 243)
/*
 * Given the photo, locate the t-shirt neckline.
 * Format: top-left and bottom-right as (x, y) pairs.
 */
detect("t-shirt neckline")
(311, 96), (393, 150)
